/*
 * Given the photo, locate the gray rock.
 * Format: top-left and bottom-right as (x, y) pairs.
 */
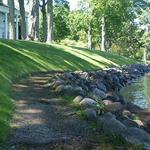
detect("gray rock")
(124, 127), (150, 147)
(93, 88), (106, 99)
(121, 117), (139, 128)
(80, 72), (89, 79)
(80, 98), (97, 109)
(74, 86), (85, 96)
(104, 102), (123, 113)
(98, 113), (150, 148)
(98, 113), (127, 134)
(102, 100), (113, 105)
(64, 85), (74, 95)
(64, 72), (73, 79)
(84, 108), (97, 121)
(55, 85), (65, 93)
(126, 102), (142, 113)
(73, 96), (83, 104)
(122, 110), (132, 117)
(53, 79), (65, 89)
(96, 82), (107, 92)
(105, 92), (120, 102)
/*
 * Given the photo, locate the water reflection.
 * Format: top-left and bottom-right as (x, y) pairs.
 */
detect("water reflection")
(120, 74), (150, 108)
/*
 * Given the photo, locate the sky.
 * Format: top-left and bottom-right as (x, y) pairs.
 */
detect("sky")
(68, 0), (79, 10)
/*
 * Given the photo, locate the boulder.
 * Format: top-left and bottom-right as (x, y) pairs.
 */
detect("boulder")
(120, 117), (139, 128)
(124, 127), (150, 147)
(98, 113), (127, 134)
(104, 102), (124, 113)
(84, 108), (97, 121)
(79, 98), (97, 109)
(93, 88), (106, 99)
(126, 102), (142, 113)
(98, 113), (150, 148)
(73, 96), (83, 104)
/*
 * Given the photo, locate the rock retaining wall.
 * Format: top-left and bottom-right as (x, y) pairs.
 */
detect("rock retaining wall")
(49, 64), (150, 148)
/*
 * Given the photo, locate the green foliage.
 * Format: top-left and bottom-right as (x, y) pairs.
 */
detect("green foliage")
(68, 10), (89, 41)
(54, 0), (70, 41)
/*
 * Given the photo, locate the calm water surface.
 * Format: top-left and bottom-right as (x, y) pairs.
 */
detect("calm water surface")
(120, 74), (150, 109)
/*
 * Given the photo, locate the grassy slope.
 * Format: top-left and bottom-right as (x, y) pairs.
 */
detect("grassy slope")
(0, 39), (137, 142)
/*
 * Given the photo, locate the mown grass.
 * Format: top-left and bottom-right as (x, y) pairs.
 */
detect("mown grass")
(0, 39), (138, 142)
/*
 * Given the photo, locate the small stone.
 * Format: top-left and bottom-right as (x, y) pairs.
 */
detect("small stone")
(64, 85), (74, 95)
(103, 100), (113, 105)
(121, 117), (139, 128)
(55, 85), (65, 93)
(134, 120), (144, 127)
(64, 72), (73, 79)
(73, 96), (83, 104)
(96, 82), (107, 92)
(80, 98), (97, 109)
(74, 86), (85, 96)
(93, 88), (106, 99)
(105, 92), (120, 102)
(53, 79), (64, 89)
(122, 110), (132, 117)
(84, 108), (97, 121)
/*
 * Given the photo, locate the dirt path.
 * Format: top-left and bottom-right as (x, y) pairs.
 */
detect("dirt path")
(4, 72), (100, 150)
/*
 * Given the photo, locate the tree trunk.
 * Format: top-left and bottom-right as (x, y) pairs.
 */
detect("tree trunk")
(41, 0), (47, 42)
(8, 0), (15, 40)
(18, 0), (27, 39)
(88, 21), (92, 50)
(47, 0), (54, 42)
(101, 15), (106, 51)
(34, 0), (39, 40)
(28, 0), (39, 40)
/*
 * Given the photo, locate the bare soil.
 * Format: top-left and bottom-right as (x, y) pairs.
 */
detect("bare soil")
(3, 72), (102, 150)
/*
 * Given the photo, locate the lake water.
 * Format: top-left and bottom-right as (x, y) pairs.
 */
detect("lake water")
(120, 74), (150, 109)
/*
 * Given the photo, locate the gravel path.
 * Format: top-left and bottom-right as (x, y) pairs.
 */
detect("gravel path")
(4, 72), (100, 150)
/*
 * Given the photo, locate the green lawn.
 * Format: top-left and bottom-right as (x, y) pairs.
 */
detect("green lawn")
(0, 39), (137, 142)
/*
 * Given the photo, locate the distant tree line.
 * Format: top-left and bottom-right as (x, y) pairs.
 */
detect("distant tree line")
(7, 0), (150, 62)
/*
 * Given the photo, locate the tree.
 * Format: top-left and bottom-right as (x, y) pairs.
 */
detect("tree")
(28, 0), (39, 40)
(92, 0), (132, 51)
(138, 8), (150, 64)
(54, 0), (70, 41)
(8, 0), (15, 40)
(18, 0), (27, 39)
(68, 11), (89, 41)
(40, 0), (47, 42)
(47, 0), (54, 42)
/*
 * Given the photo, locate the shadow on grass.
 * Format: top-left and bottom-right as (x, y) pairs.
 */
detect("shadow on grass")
(0, 39), (137, 142)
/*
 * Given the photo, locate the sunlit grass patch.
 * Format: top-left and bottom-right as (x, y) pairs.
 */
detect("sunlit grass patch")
(0, 39), (138, 142)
